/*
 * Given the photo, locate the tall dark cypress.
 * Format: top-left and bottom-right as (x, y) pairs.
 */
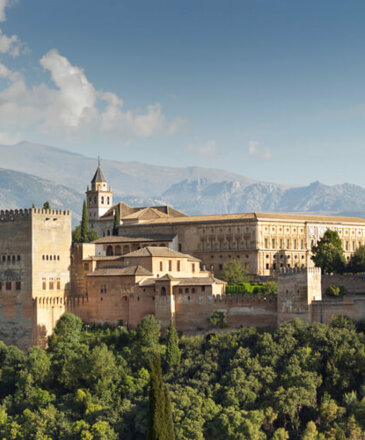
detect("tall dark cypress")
(147, 352), (175, 440)
(166, 320), (181, 369)
(113, 205), (120, 236)
(80, 200), (89, 243)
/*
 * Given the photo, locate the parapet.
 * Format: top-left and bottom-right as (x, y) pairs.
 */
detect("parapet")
(0, 209), (32, 222)
(31, 208), (71, 216)
(277, 267), (321, 277)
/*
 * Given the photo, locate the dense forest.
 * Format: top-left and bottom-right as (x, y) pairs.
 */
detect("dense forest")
(0, 314), (364, 439)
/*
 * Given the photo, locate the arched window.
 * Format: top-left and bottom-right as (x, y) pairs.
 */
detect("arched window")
(161, 287), (167, 296)
(115, 245), (121, 255)
(101, 196), (104, 204)
(106, 246), (114, 256)
(107, 197), (110, 204)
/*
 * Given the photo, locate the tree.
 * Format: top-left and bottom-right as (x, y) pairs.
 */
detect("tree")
(347, 245), (365, 273)
(165, 320), (181, 368)
(220, 259), (251, 284)
(147, 352), (175, 440)
(113, 205), (120, 236)
(43, 201), (51, 210)
(80, 200), (89, 243)
(136, 315), (161, 348)
(53, 313), (83, 345)
(311, 230), (345, 274)
(208, 311), (227, 329)
(301, 421), (320, 440)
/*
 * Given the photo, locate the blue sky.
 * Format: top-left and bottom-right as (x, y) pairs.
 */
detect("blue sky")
(1, 0), (365, 186)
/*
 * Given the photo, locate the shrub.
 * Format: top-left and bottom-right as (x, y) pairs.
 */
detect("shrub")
(325, 285), (348, 297)
(208, 311), (227, 328)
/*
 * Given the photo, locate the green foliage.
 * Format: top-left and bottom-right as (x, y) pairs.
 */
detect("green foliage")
(325, 285), (348, 297)
(347, 245), (365, 273)
(220, 259), (252, 284)
(165, 320), (181, 369)
(208, 311), (227, 328)
(0, 320), (363, 438)
(311, 229), (345, 274)
(43, 201), (51, 210)
(113, 205), (120, 236)
(147, 352), (175, 440)
(72, 201), (99, 244)
(226, 281), (277, 295)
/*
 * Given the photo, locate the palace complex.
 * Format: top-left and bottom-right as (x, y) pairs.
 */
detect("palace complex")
(1, 163), (365, 349)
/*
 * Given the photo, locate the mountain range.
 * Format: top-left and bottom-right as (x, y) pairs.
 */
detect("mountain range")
(1, 141), (365, 220)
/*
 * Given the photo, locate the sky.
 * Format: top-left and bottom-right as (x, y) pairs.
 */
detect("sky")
(1, 0), (365, 186)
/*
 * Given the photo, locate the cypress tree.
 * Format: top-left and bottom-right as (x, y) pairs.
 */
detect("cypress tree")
(165, 320), (181, 368)
(43, 201), (51, 210)
(113, 205), (120, 236)
(80, 200), (89, 243)
(147, 352), (175, 440)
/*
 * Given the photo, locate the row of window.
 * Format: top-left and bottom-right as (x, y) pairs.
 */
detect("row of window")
(266, 254), (306, 260)
(266, 263), (305, 270)
(1, 255), (21, 263)
(42, 278), (61, 290)
(88, 196), (111, 205)
(201, 239), (251, 251)
(0, 281), (21, 291)
(264, 238), (305, 250)
(176, 286), (205, 294)
(42, 255), (60, 261)
(201, 226), (252, 234)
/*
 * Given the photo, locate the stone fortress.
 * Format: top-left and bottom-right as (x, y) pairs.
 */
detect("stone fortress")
(1, 164), (365, 349)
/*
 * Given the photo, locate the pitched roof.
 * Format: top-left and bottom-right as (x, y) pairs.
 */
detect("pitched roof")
(91, 166), (107, 183)
(92, 233), (176, 244)
(87, 265), (152, 277)
(123, 246), (201, 260)
(123, 212), (365, 225)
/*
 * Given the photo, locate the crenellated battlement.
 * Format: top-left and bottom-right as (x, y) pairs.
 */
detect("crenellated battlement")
(0, 208), (71, 222)
(31, 208), (71, 216)
(277, 267), (321, 276)
(0, 209), (32, 221)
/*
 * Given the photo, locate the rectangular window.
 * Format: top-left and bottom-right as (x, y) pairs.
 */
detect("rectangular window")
(264, 238), (268, 249)
(57, 279), (61, 290)
(49, 279), (54, 290)
(192, 263), (195, 273)
(6, 282), (11, 290)
(286, 239), (290, 249)
(42, 279), (46, 290)
(352, 241), (355, 251)
(201, 286), (205, 292)
(159, 261), (163, 271)
(300, 239), (304, 249)
(15, 281), (21, 291)
(293, 239), (297, 249)
(271, 238), (275, 249)
(100, 284), (107, 294)
(84, 263), (89, 271)
(177, 260), (180, 271)
(0, 282), (2, 290)
(345, 241), (349, 251)
(168, 260), (172, 271)
(279, 239), (283, 249)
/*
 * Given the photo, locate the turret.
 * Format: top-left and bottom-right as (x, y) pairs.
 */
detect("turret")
(86, 160), (113, 226)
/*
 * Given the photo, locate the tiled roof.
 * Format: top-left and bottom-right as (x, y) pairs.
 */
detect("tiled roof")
(91, 166), (107, 183)
(92, 233), (176, 244)
(123, 246), (201, 260)
(88, 265), (152, 277)
(125, 212), (365, 225)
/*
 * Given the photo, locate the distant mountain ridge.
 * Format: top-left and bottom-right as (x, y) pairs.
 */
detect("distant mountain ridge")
(1, 141), (365, 219)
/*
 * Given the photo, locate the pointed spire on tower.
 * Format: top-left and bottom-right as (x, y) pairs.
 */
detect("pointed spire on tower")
(91, 157), (107, 183)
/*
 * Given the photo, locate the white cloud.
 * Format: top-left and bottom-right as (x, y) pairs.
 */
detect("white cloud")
(0, 49), (184, 142)
(0, 0), (10, 22)
(0, 28), (22, 56)
(248, 140), (272, 160)
(186, 139), (217, 157)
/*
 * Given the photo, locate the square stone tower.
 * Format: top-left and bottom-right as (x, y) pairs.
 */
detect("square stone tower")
(277, 267), (321, 325)
(0, 208), (71, 348)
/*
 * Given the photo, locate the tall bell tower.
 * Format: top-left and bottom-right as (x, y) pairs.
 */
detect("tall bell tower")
(86, 160), (113, 228)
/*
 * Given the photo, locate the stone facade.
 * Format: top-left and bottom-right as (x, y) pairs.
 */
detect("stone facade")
(0, 208), (71, 349)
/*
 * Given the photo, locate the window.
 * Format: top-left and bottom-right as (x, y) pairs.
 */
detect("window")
(0, 282), (2, 290)
(293, 239), (297, 249)
(168, 260), (172, 271)
(177, 260), (180, 272)
(185, 288), (189, 293)
(100, 284), (107, 294)
(49, 279), (54, 290)
(219, 264), (223, 270)
(178, 243), (182, 252)
(300, 239), (304, 249)
(17, 255), (20, 261)
(266, 263), (269, 269)
(279, 239), (283, 248)
(107, 197), (110, 204)
(6, 282), (11, 290)
(42, 279), (46, 290)
(178, 288), (183, 293)
(15, 282), (21, 291)
(160, 261), (163, 271)
(264, 238), (268, 249)
(272, 238), (275, 248)
(192, 288), (195, 293)
(192, 263), (195, 273)
(201, 286), (206, 292)
(101, 196), (104, 204)
(57, 279), (61, 290)
(286, 239), (290, 249)
(84, 263), (89, 271)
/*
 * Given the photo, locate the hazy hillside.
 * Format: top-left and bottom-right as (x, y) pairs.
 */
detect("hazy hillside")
(0, 169), (83, 221)
(1, 141), (365, 219)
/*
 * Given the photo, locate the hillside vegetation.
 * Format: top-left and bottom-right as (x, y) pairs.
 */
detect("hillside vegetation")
(0, 314), (364, 439)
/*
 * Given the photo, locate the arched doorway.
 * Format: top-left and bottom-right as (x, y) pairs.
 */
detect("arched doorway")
(106, 245), (114, 256)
